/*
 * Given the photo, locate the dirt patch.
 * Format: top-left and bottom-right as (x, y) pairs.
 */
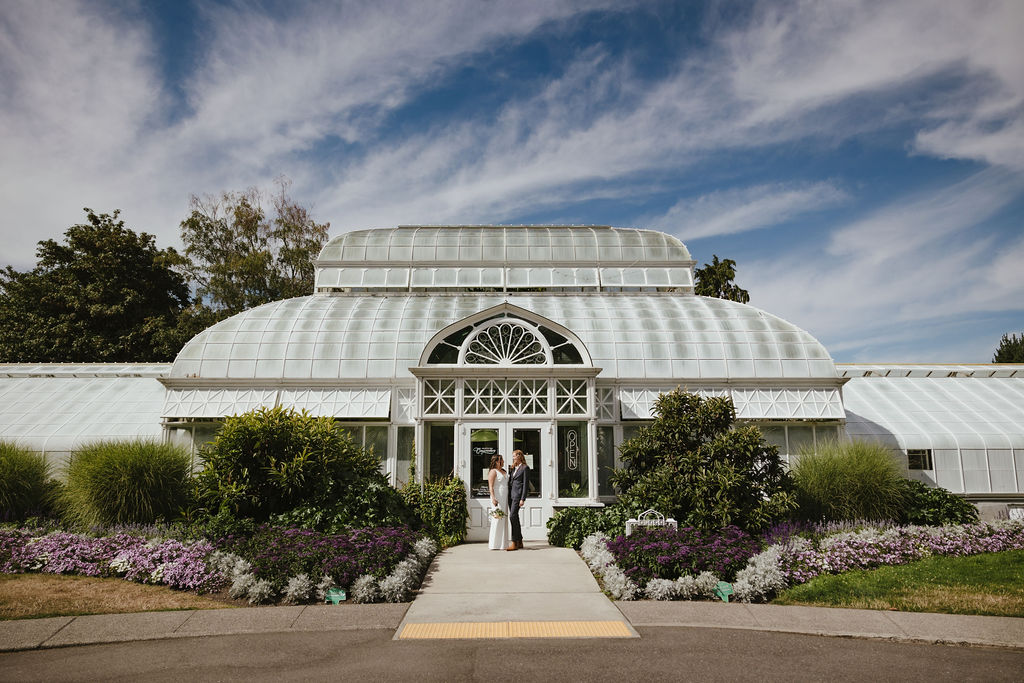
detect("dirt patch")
(0, 574), (243, 620)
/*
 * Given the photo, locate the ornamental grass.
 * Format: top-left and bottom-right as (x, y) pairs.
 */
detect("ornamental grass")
(63, 439), (192, 527)
(790, 440), (906, 523)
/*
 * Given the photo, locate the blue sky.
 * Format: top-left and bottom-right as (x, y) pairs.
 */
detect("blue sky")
(1, 0), (1022, 362)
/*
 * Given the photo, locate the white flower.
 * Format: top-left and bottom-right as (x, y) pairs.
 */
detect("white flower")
(732, 544), (787, 603)
(246, 579), (275, 604)
(644, 578), (681, 601)
(229, 572), (255, 599)
(351, 575), (381, 604)
(282, 573), (314, 605)
(315, 574), (335, 602)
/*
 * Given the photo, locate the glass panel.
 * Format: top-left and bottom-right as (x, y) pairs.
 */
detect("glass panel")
(597, 425), (616, 497)
(788, 426), (814, 460)
(464, 379), (548, 415)
(465, 322), (547, 365)
(760, 426), (788, 458)
(365, 425), (389, 475)
(425, 422), (455, 482)
(470, 427), (500, 499)
(555, 379), (588, 414)
(814, 425), (840, 446)
(423, 379), (456, 415)
(395, 426), (414, 486)
(557, 422), (589, 498)
(621, 423), (648, 444)
(512, 427), (542, 498)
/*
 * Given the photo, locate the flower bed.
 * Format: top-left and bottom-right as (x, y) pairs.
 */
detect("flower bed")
(215, 525), (419, 590)
(581, 520), (1024, 603)
(0, 523), (438, 605)
(773, 521), (1024, 588)
(0, 528), (222, 592)
(606, 525), (759, 584)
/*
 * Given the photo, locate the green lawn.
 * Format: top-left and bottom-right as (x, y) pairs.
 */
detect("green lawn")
(772, 550), (1024, 617)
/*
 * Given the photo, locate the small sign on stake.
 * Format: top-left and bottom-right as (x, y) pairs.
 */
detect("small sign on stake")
(713, 581), (734, 603)
(325, 588), (347, 604)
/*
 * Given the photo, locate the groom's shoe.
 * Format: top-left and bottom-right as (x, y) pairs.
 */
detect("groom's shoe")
(505, 543), (518, 551)
(516, 540), (524, 549)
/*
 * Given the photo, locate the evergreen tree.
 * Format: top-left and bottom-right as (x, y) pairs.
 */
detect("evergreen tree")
(694, 254), (750, 303)
(993, 332), (1024, 363)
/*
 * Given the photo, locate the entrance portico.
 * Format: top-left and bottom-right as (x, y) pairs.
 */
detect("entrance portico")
(412, 304), (601, 541)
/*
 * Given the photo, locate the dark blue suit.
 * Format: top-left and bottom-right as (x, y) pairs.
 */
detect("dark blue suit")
(507, 464), (529, 543)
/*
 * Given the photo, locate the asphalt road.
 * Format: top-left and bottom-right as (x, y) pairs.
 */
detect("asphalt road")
(2, 627), (1022, 682)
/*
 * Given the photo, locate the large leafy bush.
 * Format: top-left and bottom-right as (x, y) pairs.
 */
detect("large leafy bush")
(791, 440), (906, 523)
(194, 406), (414, 529)
(900, 480), (979, 525)
(610, 390), (796, 532)
(401, 472), (468, 547)
(0, 442), (59, 521)
(546, 505), (634, 549)
(64, 439), (192, 526)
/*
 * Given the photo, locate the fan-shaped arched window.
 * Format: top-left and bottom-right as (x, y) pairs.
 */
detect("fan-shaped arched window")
(465, 321), (546, 365)
(426, 315), (584, 365)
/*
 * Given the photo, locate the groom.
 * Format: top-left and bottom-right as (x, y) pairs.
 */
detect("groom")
(506, 450), (529, 551)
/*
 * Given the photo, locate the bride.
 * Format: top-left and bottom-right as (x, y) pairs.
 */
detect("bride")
(487, 454), (509, 550)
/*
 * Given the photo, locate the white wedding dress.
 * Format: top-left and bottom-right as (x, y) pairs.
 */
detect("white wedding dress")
(488, 469), (510, 550)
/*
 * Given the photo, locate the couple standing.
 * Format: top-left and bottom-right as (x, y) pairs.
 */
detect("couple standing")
(487, 450), (528, 551)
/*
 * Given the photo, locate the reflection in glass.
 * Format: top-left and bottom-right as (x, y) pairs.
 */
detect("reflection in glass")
(425, 422), (455, 481)
(470, 428), (499, 498)
(512, 428), (542, 498)
(597, 426), (616, 497)
(557, 422), (588, 498)
(395, 426), (414, 486)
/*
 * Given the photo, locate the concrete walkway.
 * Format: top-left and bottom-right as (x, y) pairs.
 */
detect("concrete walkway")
(395, 541), (637, 639)
(3, 542), (1024, 651)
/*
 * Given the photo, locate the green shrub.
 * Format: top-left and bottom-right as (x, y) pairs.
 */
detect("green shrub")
(194, 406), (415, 530)
(271, 477), (416, 532)
(401, 472), (467, 547)
(0, 442), (58, 521)
(546, 504), (634, 549)
(791, 440), (906, 523)
(64, 439), (192, 526)
(900, 480), (979, 525)
(611, 390), (796, 532)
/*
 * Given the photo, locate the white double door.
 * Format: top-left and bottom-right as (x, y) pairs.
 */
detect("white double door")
(462, 421), (551, 542)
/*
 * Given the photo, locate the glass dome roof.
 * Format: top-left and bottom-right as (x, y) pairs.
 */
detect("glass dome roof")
(170, 294), (837, 381)
(316, 226), (692, 265)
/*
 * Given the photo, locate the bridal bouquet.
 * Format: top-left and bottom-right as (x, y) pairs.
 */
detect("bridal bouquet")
(489, 507), (505, 520)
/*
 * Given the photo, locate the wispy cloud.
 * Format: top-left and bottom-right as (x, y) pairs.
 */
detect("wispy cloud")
(0, 0), (1021, 361)
(742, 168), (1024, 359)
(646, 182), (847, 239)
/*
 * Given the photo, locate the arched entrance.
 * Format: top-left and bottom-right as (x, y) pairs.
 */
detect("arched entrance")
(412, 305), (600, 541)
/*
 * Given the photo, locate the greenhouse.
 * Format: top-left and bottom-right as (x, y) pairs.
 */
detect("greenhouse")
(2, 226), (1022, 538)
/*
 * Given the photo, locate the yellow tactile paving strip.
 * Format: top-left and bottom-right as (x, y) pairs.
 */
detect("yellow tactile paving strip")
(398, 621), (633, 639)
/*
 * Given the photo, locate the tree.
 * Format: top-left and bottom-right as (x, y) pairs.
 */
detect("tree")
(993, 332), (1024, 363)
(179, 178), (329, 316)
(694, 254), (750, 303)
(0, 209), (192, 362)
(610, 389), (795, 531)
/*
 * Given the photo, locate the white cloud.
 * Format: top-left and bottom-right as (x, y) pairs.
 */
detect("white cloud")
(647, 182), (847, 239)
(0, 0), (1021, 371)
(0, 0), (163, 268)
(742, 169), (1024, 360)
(724, 0), (1024, 165)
